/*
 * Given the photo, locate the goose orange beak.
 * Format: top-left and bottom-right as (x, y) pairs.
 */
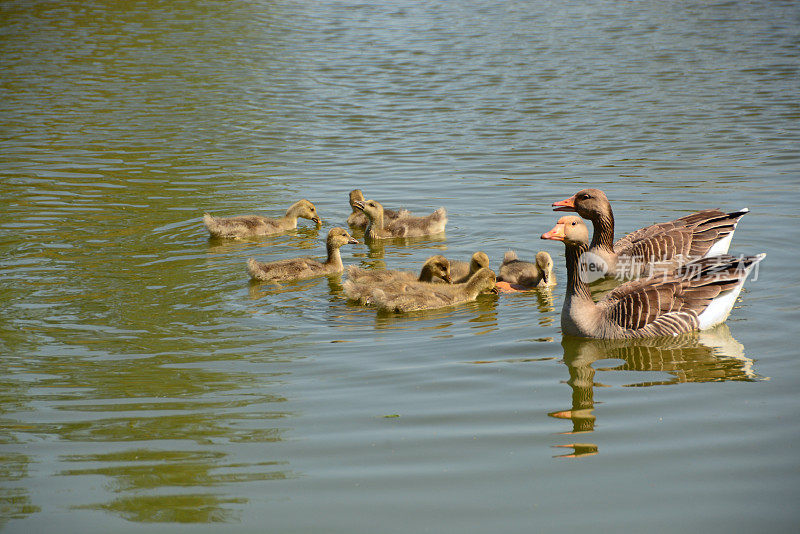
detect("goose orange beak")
(541, 223), (566, 241)
(552, 195), (576, 212)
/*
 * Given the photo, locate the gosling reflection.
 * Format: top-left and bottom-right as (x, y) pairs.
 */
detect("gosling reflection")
(65, 450), (292, 522)
(552, 324), (759, 457)
(360, 233), (448, 260)
(0, 452), (40, 526)
(552, 443), (599, 459)
(206, 225), (320, 255)
(373, 293), (499, 334)
(248, 272), (345, 299)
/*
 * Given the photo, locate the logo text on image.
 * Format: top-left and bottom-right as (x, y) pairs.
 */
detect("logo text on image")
(579, 252), (608, 283)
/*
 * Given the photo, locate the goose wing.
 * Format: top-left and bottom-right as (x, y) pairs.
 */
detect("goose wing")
(599, 254), (758, 334)
(614, 209), (747, 260)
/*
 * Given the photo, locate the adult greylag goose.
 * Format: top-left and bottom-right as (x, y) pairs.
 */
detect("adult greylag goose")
(204, 199), (321, 238)
(449, 252), (490, 283)
(343, 255), (452, 304)
(552, 188), (748, 278)
(497, 250), (556, 289)
(247, 227), (358, 282)
(368, 268), (498, 313)
(541, 216), (764, 339)
(353, 199), (447, 239)
(347, 190), (409, 228)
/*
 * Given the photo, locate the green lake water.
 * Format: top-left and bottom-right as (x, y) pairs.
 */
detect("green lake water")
(1, 1), (799, 532)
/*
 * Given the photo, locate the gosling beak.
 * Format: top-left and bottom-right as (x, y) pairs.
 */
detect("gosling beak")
(552, 195), (576, 212)
(443, 273), (453, 284)
(353, 200), (365, 211)
(312, 217), (322, 225)
(348, 237), (359, 244)
(541, 223), (566, 241)
(489, 285), (499, 295)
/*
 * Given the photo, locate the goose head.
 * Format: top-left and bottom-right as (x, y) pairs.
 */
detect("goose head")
(535, 251), (555, 283)
(469, 251), (490, 273)
(352, 199), (384, 220)
(349, 189), (365, 209)
(327, 227), (359, 247)
(423, 255), (452, 283)
(552, 188), (610, 220)
(541, 216), (589, 247)
(469, 267), (498, 294)
(291, 199), (322, 225)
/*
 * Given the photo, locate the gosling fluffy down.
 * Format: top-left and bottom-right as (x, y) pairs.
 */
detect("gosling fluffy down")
(353, 199), (447, 239)
(370, 267), (497, 313)
(343, 255), (452, 305)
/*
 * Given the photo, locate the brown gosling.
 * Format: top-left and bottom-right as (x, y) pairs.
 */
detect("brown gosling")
(370, 267), (497, 313)
(343, 255), (452, 305)
(247, 227), (358, 282)
(204, 199), (321, 238)
(353, 199), (447, 240)
(347, 189), (410, 228)
(498, 250), (556, 288)
(449, 251), (491, 284)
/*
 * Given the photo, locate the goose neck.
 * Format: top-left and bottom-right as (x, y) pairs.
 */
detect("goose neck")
(565, 243), (593, 303)
(589, 208), (615, 252)
(325, 242), (343, 268)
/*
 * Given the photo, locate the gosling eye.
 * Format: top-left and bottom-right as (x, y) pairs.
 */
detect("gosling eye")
(571, 221), (577, 226)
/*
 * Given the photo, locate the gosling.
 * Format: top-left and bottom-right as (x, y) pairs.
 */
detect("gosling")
(497, 251), (556, 288)
(449, 251), (491, 283)
(343, 255), (452, 305)
(353, 199), (447, 240)
(204, 199), (321, 238)
(247, 227), (358, 282)
(347, 189), (409, 228)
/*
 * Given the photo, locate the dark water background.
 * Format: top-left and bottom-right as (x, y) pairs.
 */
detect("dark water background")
(1, 1), (799, 532)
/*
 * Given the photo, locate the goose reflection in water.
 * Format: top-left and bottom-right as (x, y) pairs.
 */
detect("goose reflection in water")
(551, 324), (761, 458)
